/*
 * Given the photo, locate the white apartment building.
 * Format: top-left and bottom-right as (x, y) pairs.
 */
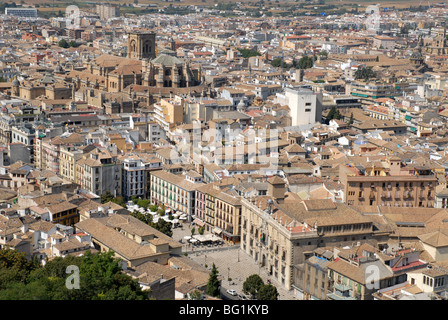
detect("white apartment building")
(122, 158), (146, 200)
(277, 88), (323, 126)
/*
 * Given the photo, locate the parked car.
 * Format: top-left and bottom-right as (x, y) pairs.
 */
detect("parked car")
(226, 289), (237, 296)
(238, 294), (247, 300)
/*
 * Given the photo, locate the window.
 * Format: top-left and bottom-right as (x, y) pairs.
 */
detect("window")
(305, 108), (311, 112)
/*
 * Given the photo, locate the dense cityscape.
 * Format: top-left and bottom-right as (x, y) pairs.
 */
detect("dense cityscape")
(0, 0), (448, 303)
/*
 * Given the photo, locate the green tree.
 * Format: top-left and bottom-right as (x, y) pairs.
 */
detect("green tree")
(354, 66), (376, 81)
(243, 274), (264, 299)
(101, 191), (114, 203)
(0, 250), (150, 300)
(238, 48), (261, 58)
(136, 198), (150, 210)
(58, 39), (69, 48)
(319, 50), (328, 58)
(100, 191), (126, 207)
(112, 196), (126, 207)
(327, 106), (342, 121)
(189, 289), (203, 300)
(271, 57), (283, 68)
(327, 105), (336, 121)
(150, 219), (172, 237)
(0, 248), (38, 290)
(198, 226), (205, 235)
(69, 40), (79, 48)
(206, 263), (221, 297)
(348, 112), (354, 125)
(257, 284), (279, 300)
(334, 109), (341, 120)
(296, 55), (314, 69)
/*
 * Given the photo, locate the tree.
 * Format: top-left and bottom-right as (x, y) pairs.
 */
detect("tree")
(151, 219), (172, 237)
(243, 274), (264, 298)
(136, 198), (150, 210)
(326, 105), (337, 121)
(238, 48), (261, 58)
(111, 196), (126, 207)
(69, 40), (79, 48)
(319, 50), (328, 58)
(354, 66), (376, 81)
(0, 250), (150, 300)
(271, 58), (283, 68)
(191, 227), (196, 236)
(206, 263), (221, 297)
(348, 112), (354, 125)
(257, 284), (279, 300)
(58, 39), (69, 48)
(100, 191), (114, 203)
(189, 289), (203, 300)
(100, 191), (126, 207)
(334, 109), (341, 120)
(0, 248), (38, 290)
(296, 55), (314, 69)
(198, 226), (205, 235)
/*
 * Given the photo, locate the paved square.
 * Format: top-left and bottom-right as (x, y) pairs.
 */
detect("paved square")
(172, 222), (297, 300)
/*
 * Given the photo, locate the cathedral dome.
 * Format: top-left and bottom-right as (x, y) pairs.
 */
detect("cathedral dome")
(151, 54), (184, 66)
(411, 50), (422, 59)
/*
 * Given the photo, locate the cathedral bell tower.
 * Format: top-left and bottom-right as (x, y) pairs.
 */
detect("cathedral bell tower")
(127, 32), (156, 60)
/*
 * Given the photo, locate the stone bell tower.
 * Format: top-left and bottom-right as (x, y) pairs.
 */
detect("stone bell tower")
(127, 32), (156, 60)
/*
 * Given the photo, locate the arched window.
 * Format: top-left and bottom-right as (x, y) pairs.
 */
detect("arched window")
(130, 40), (136, 54)
(143, 41), (151, 55)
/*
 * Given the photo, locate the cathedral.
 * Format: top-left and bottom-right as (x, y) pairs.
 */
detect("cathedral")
(68, 31), (207, 110)
(422, 28), (448, 55)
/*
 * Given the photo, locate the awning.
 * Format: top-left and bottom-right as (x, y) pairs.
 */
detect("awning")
(193, 219), (205, 227)
(213, 227), (222, 235)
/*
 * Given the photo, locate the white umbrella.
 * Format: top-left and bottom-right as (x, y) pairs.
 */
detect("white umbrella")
(183, 236), (191, 240)
(171, 219), (179, 224)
